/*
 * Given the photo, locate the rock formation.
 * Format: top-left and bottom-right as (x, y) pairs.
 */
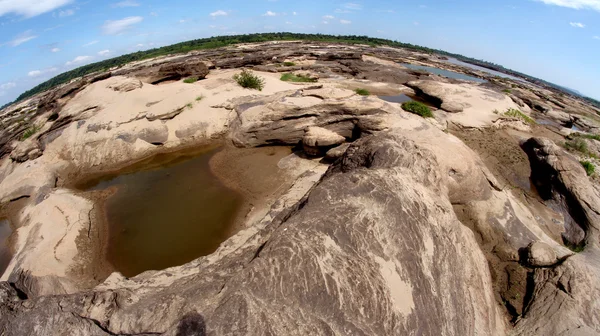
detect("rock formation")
(0, 41), (599, 335)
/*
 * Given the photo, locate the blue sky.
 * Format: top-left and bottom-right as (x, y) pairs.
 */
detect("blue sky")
(0, 0), (599, 105)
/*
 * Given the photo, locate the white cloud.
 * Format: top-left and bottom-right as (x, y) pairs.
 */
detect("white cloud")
(293, 11), (297, 15)
(285, 21), (292, 24)
(413, 21), (420, 25)
(83, 40), (99, 46)
(263, 11), (277, 16)
(322, 20), (329, 24)
(136, 43), (144, 47)
(28, 67), (58, 77)
(343, 2), (363, 10)
(335, 9), (351, 13)
(569, 21), (585, 27)
(7, 30), (37, 47)
(594, 35), (600, 39)
(51, 47), (60, 52)
(65, 55), (92, 66)
(58, 8), (74, 17)
(0, 0), (73, 18)
(98, 49), (110, 56)
(210, 10), (228, 17)
(340, 19), (351, 24)
(149, 11), (157, 16)
(534, 0), (600, 12)
(0, 82), (16, 90)
(323, 15), (335, 19)
(112, 0), (140, 7)
(101, 16), (143, 35)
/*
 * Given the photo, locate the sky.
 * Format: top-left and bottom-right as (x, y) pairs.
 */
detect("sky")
(0, 0), (599, 105)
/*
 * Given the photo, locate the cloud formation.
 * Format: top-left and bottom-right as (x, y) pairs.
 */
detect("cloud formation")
(28, 67), (58, 77)
(569, 21), (585, 27)
(83, 40), (99, 46)
(534, 0), (600, 12)
(51, 47), (60, 52)
(323, 15), (335, 19)
(101, 16), (143, 35)
(112, 0), (140, 7)
(8, 30), (37, 47)
(210, 10), (228, 17)
(65, 55), (93, 66)
(263, 11), (277, 16)
(0, 82), (16, 90)
(98, 50), (110, 56)
(0, 0), (73, 18)
(340, 19), (351, 24)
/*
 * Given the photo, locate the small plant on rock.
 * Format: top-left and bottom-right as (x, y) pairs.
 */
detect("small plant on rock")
(21, 124), (41, 140)
(504, 108), (534, 124)
(401, 101), (433, 118)
(195, 95), (204, 101)
(581, 160), (595, 176)
(280, 73), (317, 83)
(183, 77), (198, 84)
(283, 61), (296, 66)
(355, 88), (370, 96)
(233, 69), (265, 91)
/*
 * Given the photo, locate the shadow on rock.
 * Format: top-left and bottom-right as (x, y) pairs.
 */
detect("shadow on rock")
(176, 312), (207, 336)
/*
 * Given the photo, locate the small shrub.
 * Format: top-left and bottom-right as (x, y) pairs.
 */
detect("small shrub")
(280, 73), (317, 83)
(183, 77), (198, 84)
(581, 160), (595, 176)
(283, 61), (296, 66)
(21, 124), (41, 140)
(573, 132), (600, 142)
(502, 89), (512, 94)
(564, 138), (588, 153)
(402, 101), (433, 118)
(233, 69), (265, 91)
(504, 108), (534, 124)
(195, 95), (204, 101)
(355, 88), (370, 96)
(186, 103), (193, 109)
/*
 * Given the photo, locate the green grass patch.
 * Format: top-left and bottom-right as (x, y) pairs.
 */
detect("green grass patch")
(21, 124), (41, 141)
(234, 69), (265, 90)
(355, 88), (370, 96)
(283, 61), (296, 66)
(502, 89), (512, 94)
(504, 108), (534, 124)
(564, 138), (588, 153)
(280, 73), (317, 83)
(581, 160), (595, 176)
(572, 132), (600, 142)
(186, 103), (193, 109)
(183, 77), (198, 84)
(195, 95), (204, 101)
(402, 101), (433, 118)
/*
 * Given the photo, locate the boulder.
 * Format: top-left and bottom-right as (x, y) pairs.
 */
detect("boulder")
(325, 143), (351, 161)
(132, 59), (209, 84)
(106, 77), (143, 92)
(526, 241), (558, 267)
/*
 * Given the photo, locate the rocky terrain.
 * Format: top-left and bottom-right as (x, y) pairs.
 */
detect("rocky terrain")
(0, 41), (599, 335)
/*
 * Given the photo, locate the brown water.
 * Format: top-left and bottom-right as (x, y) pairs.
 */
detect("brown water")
(0, 219), (11, 276)
(85, 148), (243, 277)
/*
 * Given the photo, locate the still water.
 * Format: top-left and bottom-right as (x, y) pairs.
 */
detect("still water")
(86, 148), (242, 277)
(400, 62), (487, 83)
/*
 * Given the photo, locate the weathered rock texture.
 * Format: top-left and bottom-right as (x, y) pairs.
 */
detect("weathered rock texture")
(0, 132), (506, 335)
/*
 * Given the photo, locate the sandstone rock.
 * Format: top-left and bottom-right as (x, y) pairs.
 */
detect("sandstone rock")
(106, 77), (143, 92)
(146, 106), (185, 121)
(521, 137), (600, 246)
(293, 70), (319, 81)
(132, 59), (209, 84)
(526, 241), (558, 267)
(325, 143), (351, 161)
(9, 140), (41, 163)
(0, 132), (506, 335)
(303, 126), (345, 147)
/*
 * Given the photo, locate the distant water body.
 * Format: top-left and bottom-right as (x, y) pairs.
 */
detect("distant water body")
(399, 63), (487, 83)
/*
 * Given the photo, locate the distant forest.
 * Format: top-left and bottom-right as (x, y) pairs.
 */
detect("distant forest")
(8, 32), (600, 109)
